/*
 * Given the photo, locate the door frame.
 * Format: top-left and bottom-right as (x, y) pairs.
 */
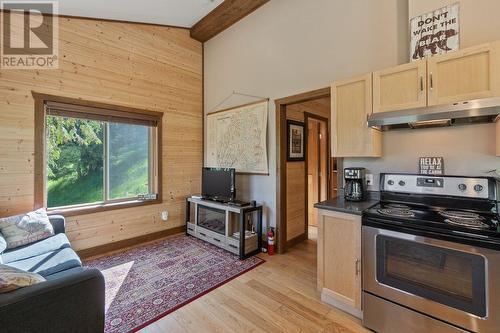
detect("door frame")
(275, 87), (332, 253)
(304, 112), (329, 231)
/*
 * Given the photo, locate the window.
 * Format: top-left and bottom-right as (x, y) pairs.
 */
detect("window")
(34, 94), (163, 214)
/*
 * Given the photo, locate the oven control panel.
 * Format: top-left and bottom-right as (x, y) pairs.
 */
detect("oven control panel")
(417, 177), (444, 188)
(382, 174), (490, 199)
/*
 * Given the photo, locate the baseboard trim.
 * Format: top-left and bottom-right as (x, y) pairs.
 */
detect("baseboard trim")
(77, 225), (186, 259)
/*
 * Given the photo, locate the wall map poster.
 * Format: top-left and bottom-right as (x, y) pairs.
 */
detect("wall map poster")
(410, 3), (459, 61)
(206, 100), (268, 174)
(419, 157), (444, 175)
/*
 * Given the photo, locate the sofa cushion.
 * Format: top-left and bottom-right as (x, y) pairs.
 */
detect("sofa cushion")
(2, 233), (72, 264)
(43, 266), (86, 281)
(0, 264), (46, 293)
(6, 248), (82, 277)
(0, 209), (54, 249)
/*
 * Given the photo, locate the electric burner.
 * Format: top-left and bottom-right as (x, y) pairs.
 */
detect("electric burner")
(439, 210), (482, 220)
(444, 217), (490, 229)
(439, 210), (490, 229)
(377, 208), (415, 218)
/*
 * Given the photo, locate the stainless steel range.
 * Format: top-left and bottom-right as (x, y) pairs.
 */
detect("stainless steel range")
(362, 173), (500, 333)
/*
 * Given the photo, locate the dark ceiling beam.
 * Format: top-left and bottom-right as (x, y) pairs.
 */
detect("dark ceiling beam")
(190, 0), (269, 43)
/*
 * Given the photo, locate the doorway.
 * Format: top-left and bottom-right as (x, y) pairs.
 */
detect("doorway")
(275, 88), (342, 253)
(306, 114), (328, 241)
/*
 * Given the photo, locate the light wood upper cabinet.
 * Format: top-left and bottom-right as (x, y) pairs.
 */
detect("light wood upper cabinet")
(428, 42), (500, 105)
(317, 209), (362, 316)
(331, 74), (381, 157)
(373, 60), (427, 113)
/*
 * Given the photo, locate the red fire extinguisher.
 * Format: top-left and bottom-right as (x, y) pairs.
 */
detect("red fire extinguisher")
(267, 227), (275, 255)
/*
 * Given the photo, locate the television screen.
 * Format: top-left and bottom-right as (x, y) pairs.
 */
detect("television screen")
(202, 168), (235, 202)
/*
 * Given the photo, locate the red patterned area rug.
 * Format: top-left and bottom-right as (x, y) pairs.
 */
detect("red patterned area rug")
(84, 234), (264, 333)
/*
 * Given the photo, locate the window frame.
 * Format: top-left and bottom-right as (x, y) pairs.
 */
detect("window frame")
(33, 92), (163, 216)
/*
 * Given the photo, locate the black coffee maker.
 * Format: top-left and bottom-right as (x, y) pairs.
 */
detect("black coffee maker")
(344, 167), (366, 201)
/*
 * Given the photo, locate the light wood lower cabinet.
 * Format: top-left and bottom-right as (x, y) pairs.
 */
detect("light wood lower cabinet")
(331, 74), (381, 157)
(317, 209), (362, 318)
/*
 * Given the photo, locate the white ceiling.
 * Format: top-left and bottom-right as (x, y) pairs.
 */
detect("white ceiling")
(51, 0), (224, 28)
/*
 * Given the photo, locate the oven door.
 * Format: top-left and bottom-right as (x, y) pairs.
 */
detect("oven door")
(362, 224), (500, 333)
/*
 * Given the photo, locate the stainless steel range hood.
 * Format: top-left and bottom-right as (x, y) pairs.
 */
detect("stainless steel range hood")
(368, 97), (500, 131)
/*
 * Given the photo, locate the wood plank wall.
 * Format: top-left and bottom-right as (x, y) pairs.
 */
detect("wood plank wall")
(0, 16), (203, 250)
(285, 97), (330, 241)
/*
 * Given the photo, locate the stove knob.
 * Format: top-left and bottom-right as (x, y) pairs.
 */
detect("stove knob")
(458, 183), (467, 191)
(474, 184), (484, 192)
(388, 180), (394, 185)
(398, 180), (406, 186)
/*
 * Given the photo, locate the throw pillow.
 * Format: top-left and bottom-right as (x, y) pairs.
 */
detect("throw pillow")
(0, 208), (54, 249)
(0, 264), (46, 293)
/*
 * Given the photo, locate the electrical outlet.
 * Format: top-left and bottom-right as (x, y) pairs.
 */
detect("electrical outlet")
(366, 174), (374, 187)
(161, 211), (169, 221)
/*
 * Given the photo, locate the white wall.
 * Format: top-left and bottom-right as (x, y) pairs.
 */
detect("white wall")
(204, 0), (500, 228)
(204, 0), (408, 228)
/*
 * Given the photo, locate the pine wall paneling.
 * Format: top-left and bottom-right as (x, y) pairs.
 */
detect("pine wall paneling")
(0, 17), (203, 251)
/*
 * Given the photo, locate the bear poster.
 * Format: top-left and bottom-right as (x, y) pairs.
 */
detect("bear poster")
(410, 3), (459, 61)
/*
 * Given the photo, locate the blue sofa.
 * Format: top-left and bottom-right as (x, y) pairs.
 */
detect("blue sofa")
(0, 215), (105, 333)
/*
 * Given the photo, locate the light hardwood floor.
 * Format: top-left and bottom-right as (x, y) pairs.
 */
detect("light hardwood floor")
(139, 236), (369, 333)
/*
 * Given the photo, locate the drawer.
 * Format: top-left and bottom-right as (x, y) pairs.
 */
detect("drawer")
(226, 242), (239, 255)
(187, 222), (196, 236)
(197, 227), (226, 248)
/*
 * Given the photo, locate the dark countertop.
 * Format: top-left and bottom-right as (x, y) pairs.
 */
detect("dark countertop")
(314, 192), (379, 215)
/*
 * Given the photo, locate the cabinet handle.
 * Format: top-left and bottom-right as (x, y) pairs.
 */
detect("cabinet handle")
(200, 232), (206, 237)
(229, 244), (237, 249)
(355, 258), (361, 276)
(213, 238), (221, 242)
(429, 73), (434, 90)
(420, 75), (424, 92)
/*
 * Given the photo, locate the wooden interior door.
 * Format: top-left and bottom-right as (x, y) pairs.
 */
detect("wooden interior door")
(428, 42), (500, 105)
(307, 118), (329, 227)
(307, 120), (319, 226)
(331, 74), (381, 157)
(373, 60), (427, 113)
(319, 120), (328, 202)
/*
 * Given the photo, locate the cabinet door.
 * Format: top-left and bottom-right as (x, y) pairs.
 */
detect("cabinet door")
(373, 60), (427, 113)
(428, 42), (500, 105)
(317, 210), (361, 311)
(331, 74), (381, 157)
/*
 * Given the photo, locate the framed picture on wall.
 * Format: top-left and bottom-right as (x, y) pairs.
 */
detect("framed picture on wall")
(287, 120), (305, 161)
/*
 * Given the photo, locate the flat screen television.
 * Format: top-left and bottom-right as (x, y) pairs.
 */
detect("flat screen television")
(202, 167), (235, 202)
